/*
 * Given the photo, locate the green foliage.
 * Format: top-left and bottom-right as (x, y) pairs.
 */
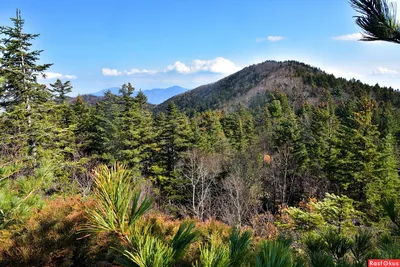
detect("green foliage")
(228, 227), (252, 266)
(255, 240), (294, 267)
(0, 158), (54, 229)
(350, 0), (400, 44)
(196, 239), (230, 267)
(285, 193), (360, 235)
(313, 193), (359, 234)
(322, 228), (353, 261)
(83, 163), (153, 236)
(117, 234), (175, 267)
(0, 9), (52, 109)
(351, 229), (374, 265)
(1, 9), (400, 266)
(84, 164), (198, 267)
(49, 79), (73, 103)
(285, 206), (325, 232)
(171, 221), (198, 261)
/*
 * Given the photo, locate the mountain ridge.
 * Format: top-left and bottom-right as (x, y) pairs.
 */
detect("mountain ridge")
(154, 60), (400, 114)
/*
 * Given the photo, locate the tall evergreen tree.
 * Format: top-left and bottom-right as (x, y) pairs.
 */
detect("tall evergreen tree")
(0, 9), (52, 160)
(87, 91), (120, 163)
(159, 102), (192, 175)
(334, 98), (382, 209)
(0, 9), (52, 109)
(117, 83), (156, 171)
(49, 79), (72, 103)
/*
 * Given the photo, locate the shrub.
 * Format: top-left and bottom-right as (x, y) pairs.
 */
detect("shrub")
(0, 196), (111, 267)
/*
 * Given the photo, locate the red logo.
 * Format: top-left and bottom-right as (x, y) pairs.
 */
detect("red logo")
(369, 260), (400, 266)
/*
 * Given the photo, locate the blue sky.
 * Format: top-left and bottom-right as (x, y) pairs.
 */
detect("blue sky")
(1, 0), (400, 96)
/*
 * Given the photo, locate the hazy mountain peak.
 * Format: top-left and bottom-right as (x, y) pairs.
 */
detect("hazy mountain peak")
(89, 85), (189, 104)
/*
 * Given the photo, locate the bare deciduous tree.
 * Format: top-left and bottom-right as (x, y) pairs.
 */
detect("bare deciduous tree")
(267, 144), (300, 208)
(178, 149), (221, 221)
(221, 173), (260, 227)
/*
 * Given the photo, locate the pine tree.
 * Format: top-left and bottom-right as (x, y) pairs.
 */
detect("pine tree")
(135, 89), (148, 109)
(195, 110), (229, 153)
(152, 103), (192, 203)
(87, 91), (120, 163)
(0, 9), (52, 109)
(0, 9), (53, 161)
(222, 105), (255, 151)
(49, 79), (72, 103)
(117, 83), (156, 171)
(70, 95), (91, 150)
(368, 134), (400, 215)
(335, 98), (382, 208)
(306, 101), (340, 182)
(350, 0), (400, 44)
(160, 102), (192, 175)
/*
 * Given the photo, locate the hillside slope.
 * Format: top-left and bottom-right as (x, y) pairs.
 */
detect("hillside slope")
(155, 60), (400, 114)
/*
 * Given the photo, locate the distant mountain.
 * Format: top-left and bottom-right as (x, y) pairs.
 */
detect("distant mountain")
(90, 85), (189, 104)
(154, 60), (400, 114)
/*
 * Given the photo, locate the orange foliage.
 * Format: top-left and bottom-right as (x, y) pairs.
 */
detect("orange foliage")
(251, 213), (279, 240)
(263, 154), (271, 164)
(0, 196), (112, 267)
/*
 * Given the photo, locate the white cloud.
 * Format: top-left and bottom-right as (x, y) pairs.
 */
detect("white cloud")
(40, 72), (77, 80)
(102, 57), (240, 77)
(102, 68), (122, 76)
(165, 61), (192, 74)
(256, 36), (284, 42)
(267, 36), (284, 42)
(125, 69), (157, 75)
(332, 33), (362, 41)
(192, 57), (239, 74)
(165, 57), (240, 74)
(370, 66), (398, 75)
(323, 67), (363, 79)
(102, 67), (157, 76)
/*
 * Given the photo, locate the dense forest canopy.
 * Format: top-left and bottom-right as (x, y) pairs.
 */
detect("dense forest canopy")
(0, 2), (400, 266)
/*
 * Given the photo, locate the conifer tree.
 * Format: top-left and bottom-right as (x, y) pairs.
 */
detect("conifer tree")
(306, 100), (340, 182)
(135, 89), (148, 109)
(0, 9), (52, 109)
(152, 103), (192, 203)
(70, 95), (91, 150)
(117, 83), (156, 171)
(0, 9), (52, 161)
(222, 105), (255, 151)
(195, 110), (229, 153)
(335, 98), (382, 208)
(159, 102), (192, 175)
(49, 79), (72, 103)
(87, 91), (120, 163)
(350, 0), (400, 44)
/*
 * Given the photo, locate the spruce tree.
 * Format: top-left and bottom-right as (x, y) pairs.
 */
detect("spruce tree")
(87, 91), (120, 163)
(0, 9), (52, 109)
(160, 102), (192, 175)
(49, 79), (72, 103)
(306, 100), (340, 182)
(196, 110), (229, 153)
(335, 98), (384, 211)
(117, 83), (156, 171)
(0, 9), (52, 161)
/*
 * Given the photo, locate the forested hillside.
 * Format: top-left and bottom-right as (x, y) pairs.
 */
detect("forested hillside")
(1, 5), (400, 267)
(155, 60), (400, 114)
